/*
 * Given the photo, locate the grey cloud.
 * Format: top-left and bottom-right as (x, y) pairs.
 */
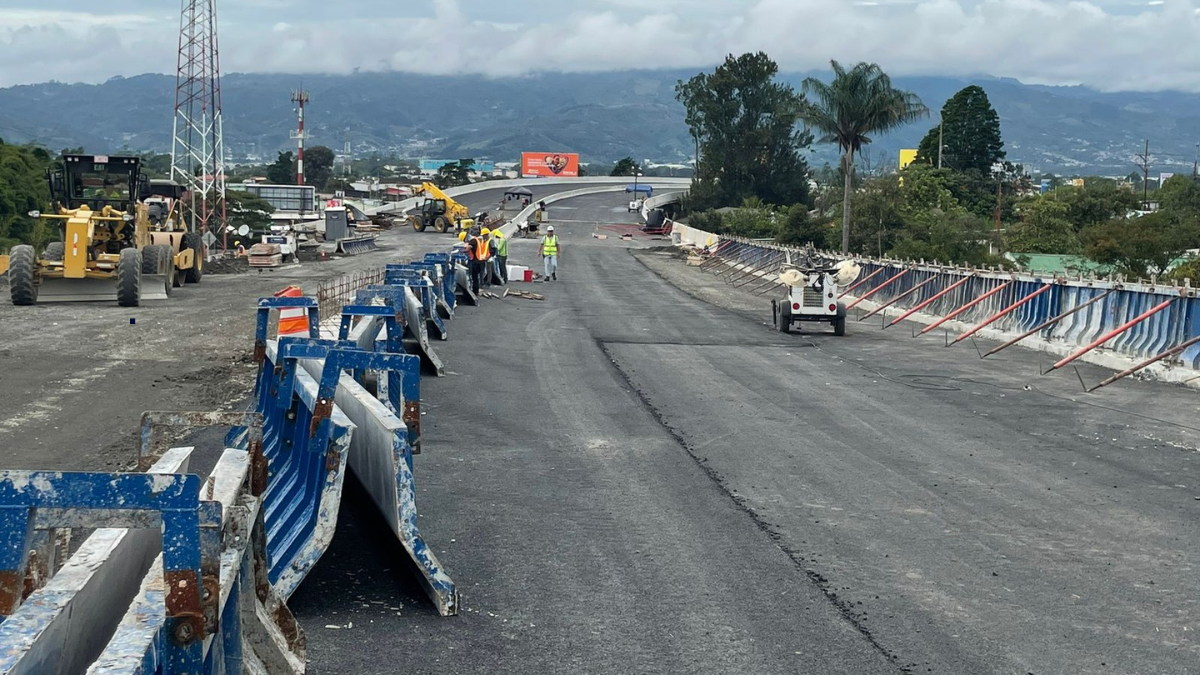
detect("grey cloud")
(0, 0), (1196, 91)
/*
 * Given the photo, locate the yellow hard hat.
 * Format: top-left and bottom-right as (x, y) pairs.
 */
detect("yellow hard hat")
(493, 231), (504, 239)
(481, 228), (491, 236)
(458, 232), (466, 241)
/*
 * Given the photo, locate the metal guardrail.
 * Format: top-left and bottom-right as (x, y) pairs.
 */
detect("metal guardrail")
(699, 232), (1200, 388)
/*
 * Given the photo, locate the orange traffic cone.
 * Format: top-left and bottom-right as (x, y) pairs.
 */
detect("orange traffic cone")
(275, 285), (310, 336)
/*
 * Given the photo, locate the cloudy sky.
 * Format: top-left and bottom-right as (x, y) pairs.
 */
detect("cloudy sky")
(0, 0), (1197, 91)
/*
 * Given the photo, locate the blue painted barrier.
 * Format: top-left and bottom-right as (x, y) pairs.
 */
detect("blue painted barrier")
(709, 236), (1200, 380)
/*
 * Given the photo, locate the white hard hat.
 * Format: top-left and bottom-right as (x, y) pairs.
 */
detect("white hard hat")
(547, 225), (554, 231)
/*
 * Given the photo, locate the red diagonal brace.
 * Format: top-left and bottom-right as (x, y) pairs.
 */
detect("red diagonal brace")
(951, 283), (1052, 344)
(1087, 333), (1200, 392)
(838, 266), (886, 299)
(846, 269), (910, 310)
(983, 288), (1115, 358)
(886, 274), (974, 329)
(918, 280), (1013, 336)
(1046, 298), (1175, 373)
(860, 276), (939, 321)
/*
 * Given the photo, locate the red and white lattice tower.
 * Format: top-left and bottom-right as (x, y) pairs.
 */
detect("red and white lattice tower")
(291, 89), (309, 186)
(171, 0), (227, 248)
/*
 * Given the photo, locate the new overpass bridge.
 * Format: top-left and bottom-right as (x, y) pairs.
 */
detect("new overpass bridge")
(0, 178), (1196, 675)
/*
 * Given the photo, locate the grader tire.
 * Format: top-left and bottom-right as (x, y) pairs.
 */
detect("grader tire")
(141, 245), (173, 298)
(8, 245), (38, 306)
(43, 242), (64, 262)
(117, 248), (142, 307)
(182, 232), (203, 284)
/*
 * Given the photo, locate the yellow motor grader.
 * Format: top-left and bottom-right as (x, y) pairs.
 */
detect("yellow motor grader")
(2, 154), (204, 307)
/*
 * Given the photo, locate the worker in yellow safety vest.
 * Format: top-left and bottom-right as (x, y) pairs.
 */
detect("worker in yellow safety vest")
(540, 225), (559, 281)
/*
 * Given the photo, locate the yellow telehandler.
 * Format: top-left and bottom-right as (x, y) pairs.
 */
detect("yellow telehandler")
(4, 154), (204, 307)
(407, 182), (469, 233)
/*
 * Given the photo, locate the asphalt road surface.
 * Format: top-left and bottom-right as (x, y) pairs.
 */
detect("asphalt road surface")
(3, 187), (1198, 673)
(291, 191), (1200, 674)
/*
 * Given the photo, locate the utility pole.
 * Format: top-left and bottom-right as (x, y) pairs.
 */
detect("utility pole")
(937, 116), (944, 170)
(1134, 139), (1151, 210)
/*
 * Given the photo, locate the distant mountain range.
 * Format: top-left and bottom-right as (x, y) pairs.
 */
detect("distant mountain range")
(0, 69), (1197, 175)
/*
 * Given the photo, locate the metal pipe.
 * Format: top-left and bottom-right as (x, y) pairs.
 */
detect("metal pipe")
(886, 274), (974, 328)
(918, 280), (1013, 336)
(838, 266), (886, 299)
(983, 288), (1115, 358)
(1087, 333), (1200, 392)
(722, 246), (771, 282)
(1046, 298), (1176, 373)
(698, 240), (735, 272)
(733, 251), (784, 287)
(846, 269), (910, 310)
(951, 283), (1052, 345)
(859, 276), (939, 321)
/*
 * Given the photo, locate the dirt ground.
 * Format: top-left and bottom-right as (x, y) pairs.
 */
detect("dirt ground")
(0, 227), (452, 474)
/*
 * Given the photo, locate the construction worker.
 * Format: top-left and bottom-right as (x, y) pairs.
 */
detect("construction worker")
(470, 227), (491, 295)
(541, 225), (559, 281)
(493, 230), (508, 285)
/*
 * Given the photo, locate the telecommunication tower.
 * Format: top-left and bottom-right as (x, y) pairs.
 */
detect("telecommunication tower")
(291, 89), (309, 186)
(170, 0), (227, 249)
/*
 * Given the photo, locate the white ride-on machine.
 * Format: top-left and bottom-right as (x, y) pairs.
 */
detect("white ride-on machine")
(771, 255), (861, 336)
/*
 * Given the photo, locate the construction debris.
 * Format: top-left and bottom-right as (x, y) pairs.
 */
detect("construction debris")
(249, 243), (283, 268)
(507, 289), (545, 301)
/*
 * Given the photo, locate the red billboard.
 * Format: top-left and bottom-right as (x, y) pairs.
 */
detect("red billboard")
(522, 152), (580, 177)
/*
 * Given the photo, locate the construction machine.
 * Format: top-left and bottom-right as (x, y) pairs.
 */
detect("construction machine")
(771, 254), (860, 337)
(408, 182), (469, 233)
(4, 154), (204, 307)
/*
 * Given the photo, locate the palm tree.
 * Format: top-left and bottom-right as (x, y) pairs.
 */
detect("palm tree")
(801, 61), (928, 253)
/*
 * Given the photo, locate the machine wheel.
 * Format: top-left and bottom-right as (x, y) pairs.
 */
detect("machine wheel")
(141, 245), (173, 298)
(8, 244), (38, 306)
(410, 215), (427, 233)
(182, 232), (203, 284)
(434, 215), (450, 233)
(776, 301), (791, 334)
(833, 304), (847, 336)
(117, 248), (142, 307)
(43, 242), (64, 262)
(833, 316), (846, 337)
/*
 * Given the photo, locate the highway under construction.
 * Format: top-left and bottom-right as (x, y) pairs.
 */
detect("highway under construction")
(0, 186), (1197, 674)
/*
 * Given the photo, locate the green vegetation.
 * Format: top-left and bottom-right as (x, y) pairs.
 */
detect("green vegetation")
(610, 157), (639, 177)
(0, 140), (53, 251)
(226, 190), (276, 239)
(800, 61), (929, 252)
(676, 52), (812, 212)
(916, 85), (1004, 174)
(435, 159), (475, 188)
(266, 151), (296, 185)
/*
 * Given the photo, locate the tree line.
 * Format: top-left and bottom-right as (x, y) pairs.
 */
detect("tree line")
(675, 53), (1200, 280)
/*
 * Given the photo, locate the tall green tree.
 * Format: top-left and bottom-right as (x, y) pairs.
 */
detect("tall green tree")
(800, 61), (928, 253)
(676, 52), (813, 211)
(303, 145), (335, 190)
(267, 151), (295, 184)
(915, 86), (1004, 174)
(435, 159), (474, 188)
(610, 157), (639, 176)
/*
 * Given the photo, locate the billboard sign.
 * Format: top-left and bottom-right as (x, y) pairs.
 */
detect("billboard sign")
(1160, 172), (1175, 185)
(522, 152), (580, 177)
(898, 149), (919, 171)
